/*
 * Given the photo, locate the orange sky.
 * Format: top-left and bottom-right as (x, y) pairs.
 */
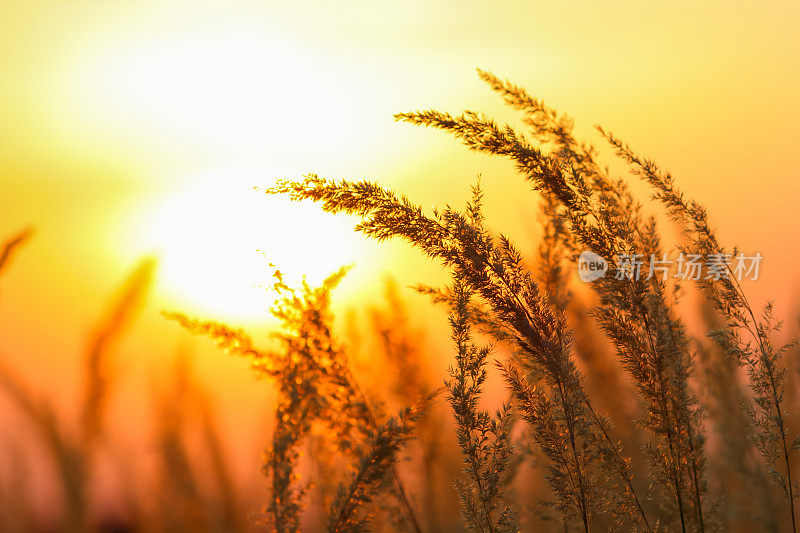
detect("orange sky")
(1, 0), (800, 501)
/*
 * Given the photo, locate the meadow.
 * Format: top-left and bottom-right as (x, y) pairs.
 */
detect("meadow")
(2, 71), (800, 532)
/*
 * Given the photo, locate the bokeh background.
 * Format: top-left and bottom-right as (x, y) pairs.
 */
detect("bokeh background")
(1, 0), (799, 528)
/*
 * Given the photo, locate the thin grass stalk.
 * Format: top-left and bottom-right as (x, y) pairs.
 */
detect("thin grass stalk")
(602, 128), (797, 531)
(0, 227), (32, 277)
(327, 400), (427, 533)
(168, 270), (426, 532)
(438, 73), (704, 529)
(82, 257), (155, 447)
(447, 278), (518, 533)
(268, 176), (647, 529)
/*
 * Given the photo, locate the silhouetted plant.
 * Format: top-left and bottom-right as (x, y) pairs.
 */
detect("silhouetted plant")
(447, 278), (517, 532)
(0, 251), (154, 532)
(270, 69), (796, 532)
(168, 269), (429, 532)
(1, 66), (797, 533)
(604, 127), (800, 532)
(0, 227), (32, 278)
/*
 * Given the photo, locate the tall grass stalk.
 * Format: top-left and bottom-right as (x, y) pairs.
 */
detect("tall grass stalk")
(269, 69), (795, 531)
(168, 269), (429, 532)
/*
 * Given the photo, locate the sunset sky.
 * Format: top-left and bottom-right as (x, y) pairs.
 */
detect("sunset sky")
(1, 0), (799, 508)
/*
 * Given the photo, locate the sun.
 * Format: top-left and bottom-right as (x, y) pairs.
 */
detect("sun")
(48, 7), (383, 321)
(131, 168), (363, 321)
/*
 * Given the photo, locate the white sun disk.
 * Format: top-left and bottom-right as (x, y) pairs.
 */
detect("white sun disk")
(136, 174), (359, 321)
(55, 16), (376, 320)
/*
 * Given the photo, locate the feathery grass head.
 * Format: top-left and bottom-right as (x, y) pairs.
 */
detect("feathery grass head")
(83, 257), (156, 447)
(0, 227), (33, 277)
(1, 67), (794, 532)
(327, 399), (428, 533)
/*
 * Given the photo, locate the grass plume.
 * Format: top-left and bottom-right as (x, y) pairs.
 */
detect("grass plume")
(0, 227), (32, 277)
(1, 68), (796, 532)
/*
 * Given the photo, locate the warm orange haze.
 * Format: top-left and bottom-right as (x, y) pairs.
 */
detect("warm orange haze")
(2, 1), (800, 531)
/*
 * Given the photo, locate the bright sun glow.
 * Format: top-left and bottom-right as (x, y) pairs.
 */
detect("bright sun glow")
(57, 8), (377, 164)
(132, 168), (362, 320)
(54, 7), (378, 320)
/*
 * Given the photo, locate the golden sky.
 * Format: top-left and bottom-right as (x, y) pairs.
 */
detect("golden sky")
(1, 0), (799, 484)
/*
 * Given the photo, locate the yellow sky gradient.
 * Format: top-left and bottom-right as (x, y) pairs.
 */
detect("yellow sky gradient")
(1, 0), (799, 492)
